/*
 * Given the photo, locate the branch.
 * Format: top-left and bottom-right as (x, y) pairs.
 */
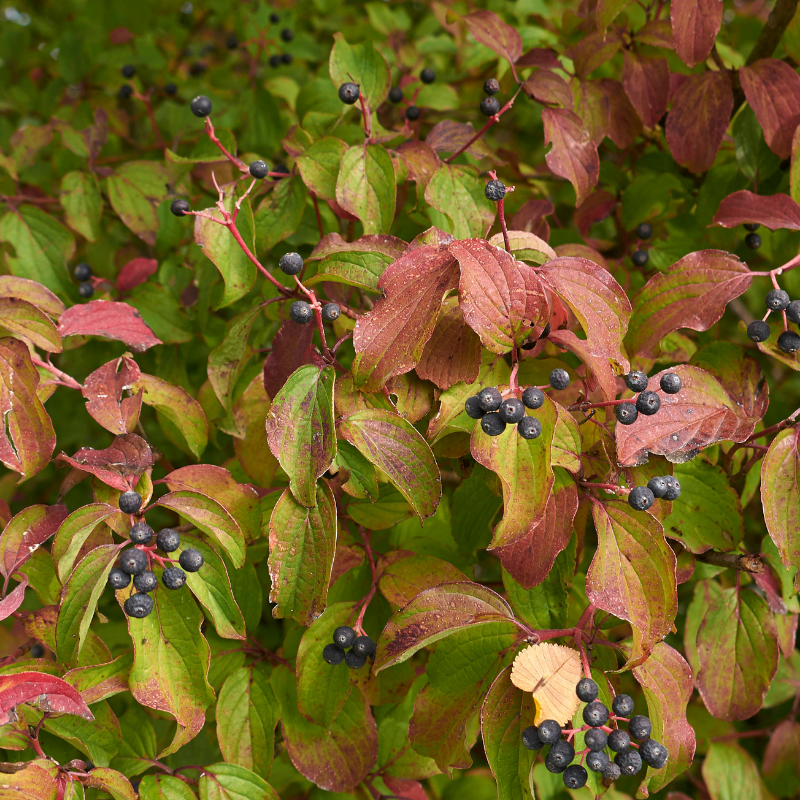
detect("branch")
(695, 551), (764, 573)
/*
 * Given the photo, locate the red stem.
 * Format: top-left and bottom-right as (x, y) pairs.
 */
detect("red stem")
(579, 481), (629, 496)
(205, 117), (248, 172)
(31, 357), (83, 390)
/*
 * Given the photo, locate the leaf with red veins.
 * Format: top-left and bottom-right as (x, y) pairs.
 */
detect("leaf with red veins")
(614, 365), (766, 467)
(58, 300), (161, 353)
(57, 433), (155, 492)
(671, 0), (722, 67)
(416, 298), (482, 390)
(451, 238), (550, 355)
(587, 501), (677, 667)
(81, 357), (142, 435)
(626, 250), (753, 359)
(712, 190), (800, 230)
(0, 672), (94, 724)
(666, 70), (733, 173)
(352, 244), (459, 392)
(548, 329), (623, 402)
(740, 59), (800, 159)
(622, 51), (670, 129)
(463, 10), (523, 65)
(116, 257), (158, 293)
(541, 108), (599, 207)
(0, 575), (28, 621)
(523, 70), (574, 109)
(536, 256), (631, 362)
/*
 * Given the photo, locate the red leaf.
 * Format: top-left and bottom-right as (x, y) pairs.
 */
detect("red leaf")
(262, 319), (325, 399)
(626, 250), (753, 358)
(523, 70), (574, 109)
(117, 257), (158, 293)
(511, 198), (554, 240)
(58, 300), (161, 353)
(0, 504), (68, 579)
(0, 575), (27, 621)
(671, 0), (722, 68)
(622, 51), (670, 129)
(424, 122), (495, 161)
(615, 365), (766, 467)
(712, 190), (800, 230)
(516, 48), (561, 69)
(309, 232), (408, 262)
(383, 778), (428, 800)
(569, 31), (623, 79)
(463, 10), (523, 65)
(57, 433), (155, 492)
(752, 563), (789, 614)
(82, 357), (142, 435)
(596, 79), (643, 148)
(666, 70), (733, 173)
(108, 27), (133, 44)
(574, 190), (617, 238)
(451, 238), (549, 355)
(548, 329), (620, 401)
(541, 108), (599, 207)
(740, 59), (800, 159)
(0, 672), (93, 724)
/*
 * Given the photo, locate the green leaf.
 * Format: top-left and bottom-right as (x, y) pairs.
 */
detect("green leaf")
(139, 776), (198, 800)
(113, 704), (158, 778)
(376, 582), (515, 672)
(56, 544), (121, 666)
(60, 171), (103, 242)
(424, 163), (495, 240)
(335, 144), (396, 235)
(254, 174), (307, 251)
(64, 651), (133, 705)
(451, 465), (502, 556)
(106, 161), (169, 246)
(85, 768), (136, 800)
(267, 482), (338, 626)
(295, 136), (348, 202)
(217, 667), (280, 779)
(241, 87), (282, 155)
(126, 567), (215, 757)
(596, 0), (634, 33)
(0, 205), (74, 295)
(127, 283), (193, 345)
(42, 700), (121, 766)
(330, 439), (378, 500)
(306, 250), (393, 292)
(265, 364), (336, 508)
(328, 33), (391, 108)
(52, 504), (117, 584)
(0, 296), (61, 352)
(199, 764), (279, 800)
(663, 458), (744, 553)
(166, 129), (239, 164)
(702, 742), (768, 800)
(732, 105), (781, 183)
(194, 188), (257, 309)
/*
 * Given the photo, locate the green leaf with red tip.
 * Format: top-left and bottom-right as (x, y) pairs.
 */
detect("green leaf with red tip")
(139, 776), (198, 800)
(106, 162), (169, 246)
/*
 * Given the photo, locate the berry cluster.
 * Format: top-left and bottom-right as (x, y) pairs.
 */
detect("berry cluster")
(480, 76), (501, 117)
(746, 289), (800, 354)
(614, 370), (681, 427)
(277, 252), (341, 324)
(628, 475), (681, 511)
(632, 222), (652, 267)
(72, 262), (94, 299)
(744, 222), (761, 250)
(465, 370), (570, 440)
(521, 678), (668, 789)
(106, 490), (204, 618)
(321, 625), (375, 670)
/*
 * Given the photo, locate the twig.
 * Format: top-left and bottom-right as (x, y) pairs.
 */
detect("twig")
(695, 551), (764, 573)
(31, 357), (82, 391)
(204, 117), (248, 172)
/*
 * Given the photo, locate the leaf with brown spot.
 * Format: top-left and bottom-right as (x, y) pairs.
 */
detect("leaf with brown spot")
(0, 276), (64, 318)
(82, 357), (142, 435)
(541, 108), (599, 207)
(671, 0), (722, 67)
(261, 319), (325, 400)
(712, 190), (800, 230)
(57, 434), (154, 493)
(58, 300), (161, 353)
(622, 51), (670, 129)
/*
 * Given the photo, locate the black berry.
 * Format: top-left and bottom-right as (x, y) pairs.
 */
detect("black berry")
(562, 765), (587, 790)
(745, 232), (761, 249)
(280, 29), (294, 42)
(279, 252), (303, 275)
(249, 160), (270, 179)
(345, 650), (367, 669)
(583, 701), (609, 727)
(333, 626), (357, 649)
(602, 762), (622, 781)
(660, 372), (682, 394)
(78, 282), (94, 299)
(766, 289), (791, 311)
(289, 301), (313, 324)
(119, 85), (133, 100)
(615, 402), (638, 425)
(179, 548), (204, 572)
(611, 693), (634, 717)
(744, 222), (760, 231)
(405, 106), (420, 121)
(545, 740), (574, 773)
(165, 83), (178, 96)
(338, 82), (360, 105)
(189, 63), (206, 77)
(628, 715), (652, 740)
(321, 303), (340, 322)
(521, 725), (543, 750)
(632, 249), (649, 267)
(272, 163), (288, 177)
(615, 749), (643, 776)
(269, 55), (281, 68)
(133, 570), (158, 593)
(786, 300), (800, 323)
(124, 593), (154, 619)
(518, 417), (542, 440)
(484, 180), (506, 201)
(637, 222), (653, 239)
(586, 750), (609, 773)
(576, 677), (599, 702)
(584, 728), (607, 751)
(226, 34), (238, 49)
(640, 738), (669, 768)
(156, 528), (181, 552)
(536, 720), (561, 744)
(171, 199), (190, 217)
(636, 390), (661, 416)
(282, 54), (293, 65)
(625, 371), (649, 392)
(481, 412), (506, 436)
(522, 386), (544, 409)
(420, 68), (436, 84)
(778, 330), (800, 353)
(162, 567), (187, 590)
(747, 320), (771, 342)
(108, 567), (131, 590)
(30, 644), (44, 658)
(662, 476), (681, 501)
(119, 549), (148, 575)
(121, 65), (136, 78)
(389, 87), (403, 103)
(323, 643), (345, 665)
(465, 396), (485, 419)
(628, 486), (655, 511)
(477, 387), (502, 412)
(646, 477), (667, 501)
(499, 397), (525, 424)
(119, 491), (143, 515)
(483, 78), (500, 95)
(190, 95), (212, 117)
(607, 729), (630, 752)
(74, 262), (92, 281)
(130, 522), (154, 545)
(480, 96), (501, 116)
(352, 636), (376, 658)
(270, 12), (280, 22)
(550, 369), (570, 390)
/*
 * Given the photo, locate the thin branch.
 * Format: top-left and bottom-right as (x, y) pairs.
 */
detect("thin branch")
(695, 551), (764, 573)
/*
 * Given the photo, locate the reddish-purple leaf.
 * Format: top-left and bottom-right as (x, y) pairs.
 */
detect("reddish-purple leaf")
(383, 778), (428, 800)
(637, 19), (676, 48)
(752, 562), (789, 614)
(262, 318), (325, 399)
(511, 199), (554, 240)
(0, 504), (68, 579)
(548, 329), (620, 401)
(309, 232), (408, 262)
(424, 122), (495, 162)
(596, 79), (643, 148)
(569, 31), (623, 79)
(574, 190), (617, 238)
(0, 671), (93, 724)
(0, 337), (56, 479)
(671, 0), (722, 67)
(740, 59), (800, 158)
(763, 720), (800, 790)
(666, 70), (733, 173)
(58, 300), (161, 353)
(463, 10), (523, 65)
(615, 365), (766, 466)
(117, 257), (158, 293)
(541, 108), (599, 207)
(494, 470), (578, 589)
(523, 70), (574, 109)
(415, 298), (481, 390)
(622, 51), (670, 129)
(81, 357), (142, 435)
(451, 238), (549, 355)
(626, 250), (753, 358)
(712, 190), (800, 230)
(596, 0), (635, 35)
(57, 433), (155, 492)
(516, 48), (561, 69)
(352, 245), (459, 391)
(0, 575), (27, 621)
